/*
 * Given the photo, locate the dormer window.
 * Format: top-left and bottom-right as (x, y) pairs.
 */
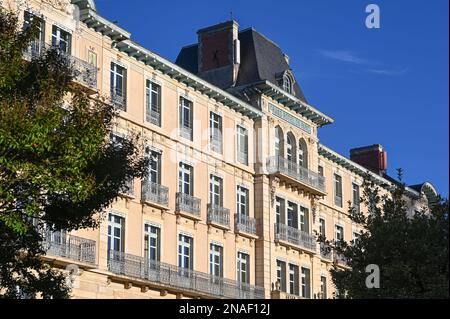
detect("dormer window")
(283, 74), (292, 94)
(276, 70), (295, 94)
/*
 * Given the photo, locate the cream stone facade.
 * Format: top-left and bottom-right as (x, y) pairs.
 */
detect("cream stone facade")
(4, 0), (438, 299)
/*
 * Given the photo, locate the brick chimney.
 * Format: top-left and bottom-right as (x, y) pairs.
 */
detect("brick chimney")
(350, 144), (387, 175)
(197, 20), (240, 88)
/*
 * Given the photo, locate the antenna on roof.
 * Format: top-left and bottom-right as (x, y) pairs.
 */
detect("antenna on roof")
(230, 11), (233, 21)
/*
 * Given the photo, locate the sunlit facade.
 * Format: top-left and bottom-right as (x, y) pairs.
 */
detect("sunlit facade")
(4, 0), (438, 299)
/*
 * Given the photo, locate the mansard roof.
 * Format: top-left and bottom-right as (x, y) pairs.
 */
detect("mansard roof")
(176, 28), (307, 102)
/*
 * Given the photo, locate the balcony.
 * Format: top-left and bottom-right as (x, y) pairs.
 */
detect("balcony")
(180, 127), (193, 141)
(119, 179), (135, 198)
(42, 231), (96, 266)
(141, 181), (169, 208)
(267, 156), (326, 196)
(23, 42), (98, 92)
(235, 214), (258, 238)
(147, 110), (161, 127)
(237, 151), (248, 166)
(175, 192), (201, 220)
(107, 250), (265, 299)
(271, 290), (304, 299)
(334, 251), (349, 268)
(110, 88), (126, 111)
(207, 204), (230, 229)
(319, 243), (333, 262)
(274, 223), (316, 253)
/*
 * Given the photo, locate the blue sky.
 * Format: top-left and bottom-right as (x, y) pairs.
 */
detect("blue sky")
(96, 0), (449, 196)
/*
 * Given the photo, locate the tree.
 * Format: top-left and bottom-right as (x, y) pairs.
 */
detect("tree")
(322, 172), (449, 299)
(0, 7), (147, 298)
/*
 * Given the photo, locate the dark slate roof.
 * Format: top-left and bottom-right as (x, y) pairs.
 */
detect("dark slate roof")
(175, 44), (198, 74)
(175, 26), (307, 103)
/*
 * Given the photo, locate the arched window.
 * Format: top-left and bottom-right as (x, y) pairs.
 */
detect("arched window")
(298, 139), (308, 168)
(286, 133), (297, 162)
(275, 126), (284, 157)
(283, 74), (292, 94)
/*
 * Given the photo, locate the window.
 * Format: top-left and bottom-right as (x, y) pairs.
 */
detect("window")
(318, 165), (324, 177)
(237, 252), (250, 284)
(209, 244), (223, 279)
(236, 125), (248, 165)
(287, 202), (298, 229)
(299, 206), (309, 233)
(319, 218), (326, 238)
(179, 97), (193, 140)
(334, 174), (343, 207)
(283, 74), (292, 94)
(88, 50), (97, 67)
(288, 264), (300, 296)
(178, 234), (193, 270)
(209, 174), (223, 207)
(209, 112), (223, 154)
(275, 197), (285, 225)
(24, 12), (45, 57)
(352, 231), (360, 244)
(286, 134), (296, 162)
(110, 62), (127, 110)
(335, 225), (344, 242)
(179, 163), (193, 195)
(146, 80), (161, 126)
(320, 276), (327, 299)
(274, 127), (283, 157)
(108, 214), (125, 253)
(298, 139), (308, 168)
(51, 25), (71, 53)
(276, 260), (286, 292)
(236, 186), (249, 216)
(301, 267), (311, 298)
(144, 224), (160, 262)
(352, 183), (360, 213)
(146, 148), (161, 184)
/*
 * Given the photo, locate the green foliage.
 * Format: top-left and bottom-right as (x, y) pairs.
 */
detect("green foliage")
(0, 8), (148, 298)
(325, 175), (449, 299)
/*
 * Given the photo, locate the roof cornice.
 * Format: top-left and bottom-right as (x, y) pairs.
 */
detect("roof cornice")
(113, 40), (263, 120)
(77, 8), (131, 41)
(318, 144), (421, 199)
(231, 81), (334, 127)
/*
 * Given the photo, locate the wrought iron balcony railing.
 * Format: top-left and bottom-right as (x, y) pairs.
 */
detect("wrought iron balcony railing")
(207, 204), (230, 228)
(319, 243), (333, 261)
(237, 151), (248, 165)
(274, 223), (316, 252)
(110, 87), (126, 111)
(147, 110), (161, 126)
(334, 251), (349, 266)
(42, 231), (96, 265)
(175, 192), (201, 217)
(141, 181), (169, 206)
(267, 156), (325, 193)
(107, 250), (265, 299)
(235, 214), (257, 235)
(180, 127), (193, 140)
(23, 42), (98, 90)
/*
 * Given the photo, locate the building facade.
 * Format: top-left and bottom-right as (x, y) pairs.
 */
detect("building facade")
(4, 0), (438, 299)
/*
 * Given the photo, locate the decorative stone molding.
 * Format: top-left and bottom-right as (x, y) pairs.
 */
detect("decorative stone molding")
(42, 0), (71, 14)
(124, 282), (132, 289)
(141, 286), (149, 293)
(311, 195), (319, 223)
(160, 289), (168, 296)
(270, 177), (280, 207)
